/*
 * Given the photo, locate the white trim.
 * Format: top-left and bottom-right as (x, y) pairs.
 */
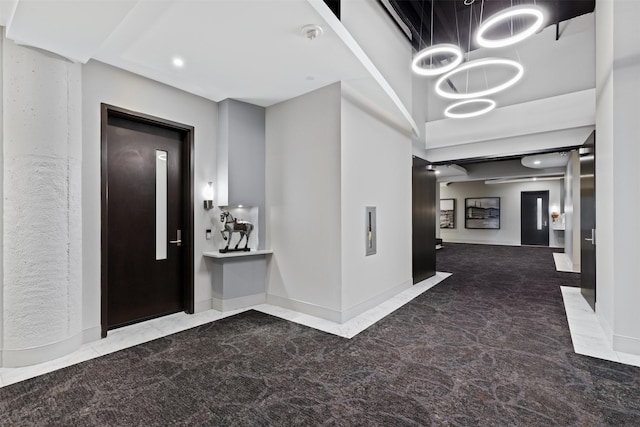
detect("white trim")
(613, 334), (640, 355)
(211, 293), (266, 312)
(82, 326), (102, 344)
(2, 332), (82, 368)
(195, 297), (213, 314)
(266, 293), (342, 323)
(596, 303), (614, 346)
(341, 279), (412, 323)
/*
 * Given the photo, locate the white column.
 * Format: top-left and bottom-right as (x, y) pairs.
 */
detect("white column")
(2, 37), (82, 367)
(596, 0), (640, 354)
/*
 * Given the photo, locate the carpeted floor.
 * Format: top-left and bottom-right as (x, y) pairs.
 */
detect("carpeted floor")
(1, 243), (639, 426)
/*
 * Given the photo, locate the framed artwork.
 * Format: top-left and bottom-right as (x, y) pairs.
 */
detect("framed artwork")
(465, 197), (500, 229)
(440, 199), (456, 229)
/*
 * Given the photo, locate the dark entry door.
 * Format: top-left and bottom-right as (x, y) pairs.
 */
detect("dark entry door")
(580, 132), (596, 310)
(102, 105), (193, 333)
(412, 158), (436, 283)
(521, 191), (549, 246)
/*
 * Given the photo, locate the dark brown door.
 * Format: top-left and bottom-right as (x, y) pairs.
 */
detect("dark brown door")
(521, 191), (550, 246)
(580, 132), (596, 311)
(412, 158), (436, 283)
(102, 105), (194, 333)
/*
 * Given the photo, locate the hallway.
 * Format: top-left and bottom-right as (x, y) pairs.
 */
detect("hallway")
(1, 244), (639, 425)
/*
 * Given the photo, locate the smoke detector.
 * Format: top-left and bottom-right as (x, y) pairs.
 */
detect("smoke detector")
(301, 24), (324, 41)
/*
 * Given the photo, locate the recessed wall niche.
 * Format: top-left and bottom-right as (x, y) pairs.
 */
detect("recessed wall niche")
(211, 205), (260, 251)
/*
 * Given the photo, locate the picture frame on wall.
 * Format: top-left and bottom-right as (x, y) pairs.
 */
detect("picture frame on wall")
(440, 199), (455, 229)
(465, 197), (500, 229)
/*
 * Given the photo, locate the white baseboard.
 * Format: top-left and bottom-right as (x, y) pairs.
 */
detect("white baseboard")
(211, 293), (266, 312)
(82, 326), (102, 344)
(441, 238), (521, 246)
(613, 334), (640, 355)
(596, 306), (614, 346)
(2, 332), (83, 368)
(266, 279), (412, 324)
(340, 279), (412, 323)
(194, 298), (213, 313)
(266, 294), (342, 323)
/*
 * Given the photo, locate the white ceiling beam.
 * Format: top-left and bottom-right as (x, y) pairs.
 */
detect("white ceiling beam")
(6, 0), (139, 63)
(425, 88), (596, 150)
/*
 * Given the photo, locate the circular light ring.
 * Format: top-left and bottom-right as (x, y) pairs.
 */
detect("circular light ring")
(476, 5), (545, 48)
(444, 99), (496, 119)
(411, 43), (463, 77)
(435, 57), (524, 100)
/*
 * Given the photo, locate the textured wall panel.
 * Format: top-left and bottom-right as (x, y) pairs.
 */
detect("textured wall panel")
(2, 37), (82, 366)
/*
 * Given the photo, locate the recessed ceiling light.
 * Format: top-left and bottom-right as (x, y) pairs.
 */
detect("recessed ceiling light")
(534, 160), (541, 165)
(172, 57), (185, 68)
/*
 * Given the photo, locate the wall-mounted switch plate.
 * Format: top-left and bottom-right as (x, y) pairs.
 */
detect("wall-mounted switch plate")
(205, 229), (212, 240)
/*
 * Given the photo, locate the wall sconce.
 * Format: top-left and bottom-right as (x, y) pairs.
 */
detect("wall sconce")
(203, 181), (214, 210)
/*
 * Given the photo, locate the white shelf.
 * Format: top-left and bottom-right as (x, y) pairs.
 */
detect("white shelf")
(203, 249), (273, 259)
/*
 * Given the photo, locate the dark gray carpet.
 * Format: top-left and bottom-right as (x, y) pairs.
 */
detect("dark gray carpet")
(1, 243), (639, 426)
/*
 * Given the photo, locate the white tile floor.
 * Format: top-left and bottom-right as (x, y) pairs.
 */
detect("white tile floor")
(0, 272), (451, 388)
(553, 252), (581, 273)
(561, 286), (640, 367)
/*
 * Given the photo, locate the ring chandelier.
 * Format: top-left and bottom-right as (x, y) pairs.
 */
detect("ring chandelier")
(476, 5), (545, 48)
(444, 99), (496, 119)
(435, 58), (524, 100)
(411, 3), (546, 118)
(411, 44), (463, 77)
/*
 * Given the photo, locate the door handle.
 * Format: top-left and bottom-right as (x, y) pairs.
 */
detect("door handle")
(170, 230), (182, 247)
(585, 229), (595, 245)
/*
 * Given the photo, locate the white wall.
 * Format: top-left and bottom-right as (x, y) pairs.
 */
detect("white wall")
(595, 0), (614, 342)
(265, 83), (343, 320)
(564, 151), (581, 270)
(218, 99), (266, 249)
(0, 33), (4, 366)
(340, 93), (413, 319)
(596, 0), (640, 354)
(82, 61), (218, 339)
(411, 69), (430, 159)
(439, 180), (563, 247)
(340, 0), (412, 109)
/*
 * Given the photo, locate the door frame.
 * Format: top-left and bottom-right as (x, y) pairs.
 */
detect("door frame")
(100, 103), (195, 337)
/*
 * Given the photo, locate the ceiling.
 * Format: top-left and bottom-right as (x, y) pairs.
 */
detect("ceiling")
(387, 0), (595, 52)
(434, 150), (570, 183)
(0, 0), (401, 111)
(1, 0), (595, 174)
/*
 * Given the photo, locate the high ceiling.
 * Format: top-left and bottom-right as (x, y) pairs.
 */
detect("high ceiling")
(387, 0), (595, 52)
